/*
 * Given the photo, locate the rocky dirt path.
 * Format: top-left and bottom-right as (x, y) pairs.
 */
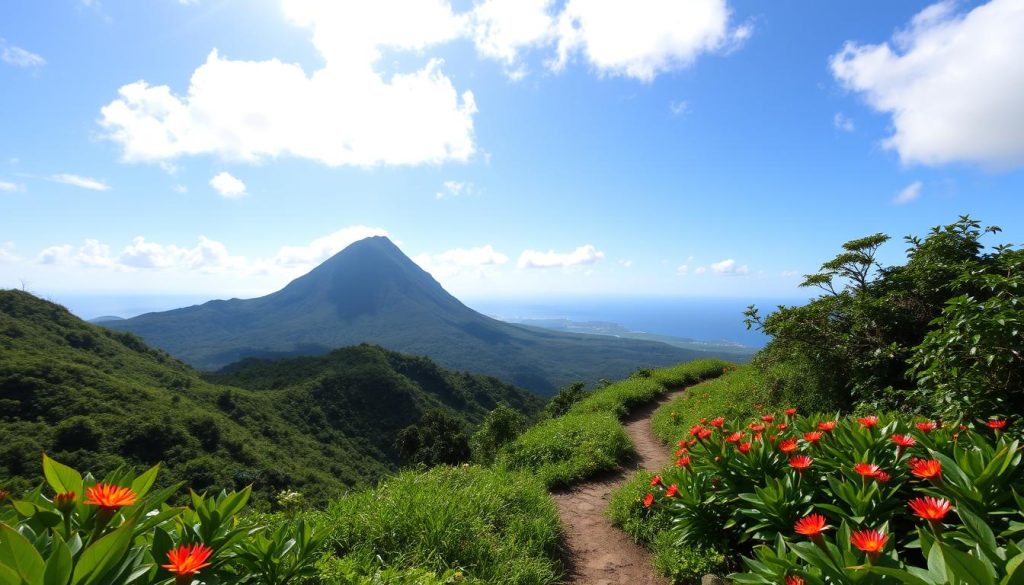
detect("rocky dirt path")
(553, 388), (686, 585)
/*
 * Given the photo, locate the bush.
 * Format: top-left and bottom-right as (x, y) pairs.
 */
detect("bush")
(470, 404), (528, 464)
(651, 534), (728, 585)
(544, 381), (588, 418)
(497, 412), (633, 488)
(607, 470), (675, 545)
(325, 465), (562, 585)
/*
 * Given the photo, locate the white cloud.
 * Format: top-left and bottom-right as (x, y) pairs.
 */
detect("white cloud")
(0, 242), (19, 264)
(100, 0), (477, 168)
(435, 180), (475, 199)
(670, 100), (690, 116)
(552, 0), (745, 81)
(0, 181), (18, 192)
(893, 180), (923, 205)
(619, 259), (633, 268)
(710, 258), (750, 275)
(694, 266), (706, 275)
(677, 264), (689, 275)
(517, 244), (604, 269)
(49, 174), (110, 191)
(209, 172), (247, 198)
(173, 184), (188, 194)
(781, 270), (799, 278)
(269, 225), (389, 269)
(37, 236), (246, 273)
(470, 0), (556, 74)
(834, 112), (855, 132)
(413, 244), (509, 279)
(38, 245), (74, 265)
(831, 0), (1024, 168)
(1, 42), (46, 68)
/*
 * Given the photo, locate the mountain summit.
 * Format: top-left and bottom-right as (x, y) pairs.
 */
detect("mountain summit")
(104, 237), (718, 394)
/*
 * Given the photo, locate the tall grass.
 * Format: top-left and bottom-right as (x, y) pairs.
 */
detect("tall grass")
(324, 465), (562, 585)
(569, 359), (732, 417)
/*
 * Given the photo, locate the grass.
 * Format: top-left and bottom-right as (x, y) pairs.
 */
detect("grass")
(324, 465), (562, 585)
(569, 359), (732, 418)
(496, 413), (633, 488)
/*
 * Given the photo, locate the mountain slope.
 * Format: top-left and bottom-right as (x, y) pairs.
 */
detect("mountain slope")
(104, 236), (723, 394)
(0, 290), (540, 502)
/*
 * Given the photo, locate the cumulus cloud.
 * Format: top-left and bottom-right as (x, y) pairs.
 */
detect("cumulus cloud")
(470, 0), (556, 75)
(893, 181), (923, 205)
(831, 0), (1024, 168)
(677, 264), (689, 275)
(37, 236), (247, 273)
(552, 0), (747, 81)
(49, 174), (110, 191)
(517, 244), (604, 269)
(0, 181), (18, 192)
(209, 172), (247, 198)
(710, 258), (749, 275)
(1, 41), (45, 68)
(414, 244), (509, 279)
(834, 112), (855, 132)
(435, 180), (475, 199)
(268, 225), (389, 269)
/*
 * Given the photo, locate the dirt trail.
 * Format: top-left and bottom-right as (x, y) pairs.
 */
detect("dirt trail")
(553, 388), (685, 585)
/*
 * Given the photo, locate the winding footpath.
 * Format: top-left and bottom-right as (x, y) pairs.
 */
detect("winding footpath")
(553, 388), (688, 585)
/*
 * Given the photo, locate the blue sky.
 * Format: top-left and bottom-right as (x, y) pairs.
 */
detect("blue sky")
(1, 0), (1022, 306)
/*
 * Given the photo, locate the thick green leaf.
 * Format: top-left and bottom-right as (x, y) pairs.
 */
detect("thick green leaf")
(939, 543), (996, 585)
(41, 456), (82, 498)
(129, 465), (159, 500)
(0, 524), (46, 585)
(70, 522), (134, 585)
(43, 534), (71, 585)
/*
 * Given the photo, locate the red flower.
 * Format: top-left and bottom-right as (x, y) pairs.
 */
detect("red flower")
(665, 484), (679, 498)
(710, 417), (725, 428)
(853, 463), (881, 477)
(643, 493), (654, 508)
(875, 471), (891, 483)
(817, 421), (838, 431)
(789, 455), (813, 470)
(674, 448), (686, 457)
(53, 491), (77, 513)
(776, 423), (789, 430)
(162, 544), (213, 578)
(786, 576), (804, 585)
(676, 456), (692, 467)
(0, 490), (9, 503)
(738, 442), (752, 454)
(890, 434), (916, 447)
(987, 419), (1007, 429)
(785, 408), (797, 416)
(911, 459), (942, 479)
(858, 416), (879, 428)
(761, 414), (775, 423)
(84, 484), (136, 510)
(916, 421), (938, 432)
(794, 513), (828, 536)
(909, 497), (952, 521)
(650, 475), (663, 487)
(698, 429), (712, 440)
(677, 440), (688, 448)
(688, 425), (704, 437)
(750, 423), (766, 432)
(850, 529), (888, 553)
(753, 433), (763, 441)
(779, 438), (799, 453)
(803, 431), (823, 443)
(725, 432), (743, 443)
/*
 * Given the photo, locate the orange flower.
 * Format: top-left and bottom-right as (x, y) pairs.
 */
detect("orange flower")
(749, 423), (766, 432)
(697, 429), (712, 440)
(710, 417), (725, 428)
(665, 484), (679, 497)
(643, 493), (654, 508)
(725, 432), (743, 443)
(761, 414), (775, 423)
(875, 471), (891, 483)
(803, 431), (823, 443)
(688, 425), (704, 437)
(909, 496), (951, 521)
(789, 455), (813, 471)
(674, 448), (686, 457)
(786, 576), (804, 585)
(84, 484), (136, 510)
(0, 490), (9, 503)
(162, 544), (213, 577)
(53, 491), (77, 513)
(785, 408), (797, 416)
(987, 418), (1007, 429)
(778, 438), (798, 453)
(817, 421), (837, 431)
(650, 475), (663, 487)
(850, 529), (888, 553)
(916, 421), (938, 432)
(858, 416), (879, 428)
(738, 442), (752, 454)
(853, 463), (881, 477)
(776, 423), (789, 430)
(676, 456), (692, 467)
(794, 513), (828, 536)
(890, 434), (916, 447)
(911, 459), (942, 479)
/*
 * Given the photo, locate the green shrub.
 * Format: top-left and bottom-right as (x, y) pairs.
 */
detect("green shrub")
(497, 412), (633, 488)
(470, 404), (528, 464)
(570, 359), (731, 418)
(651, 534), (728, 585)
(325, 466), (562, 585)
(543, 381), (589, 418)
(607, 470), (674, 545)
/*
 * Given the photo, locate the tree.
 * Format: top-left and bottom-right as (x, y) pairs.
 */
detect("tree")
(395, 410), (470, 466)
(470, 404), (527, 464)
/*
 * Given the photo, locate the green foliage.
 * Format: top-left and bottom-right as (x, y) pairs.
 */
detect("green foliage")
(570, 359), (732, 418)
(745, 216), (1018, 415)
(908, 247), (1024, 420)
(470, 405), (528, 464)
(651, 535), (728, 585)
(395, 410), (471, 466)
(607, 471), (675, 545)
(324, 465), (562, 585)
(543, 382), (588, 418)
(0, 290), (540, 505)
(497, 413), (633, 488)
(0, 456), (325, 585)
